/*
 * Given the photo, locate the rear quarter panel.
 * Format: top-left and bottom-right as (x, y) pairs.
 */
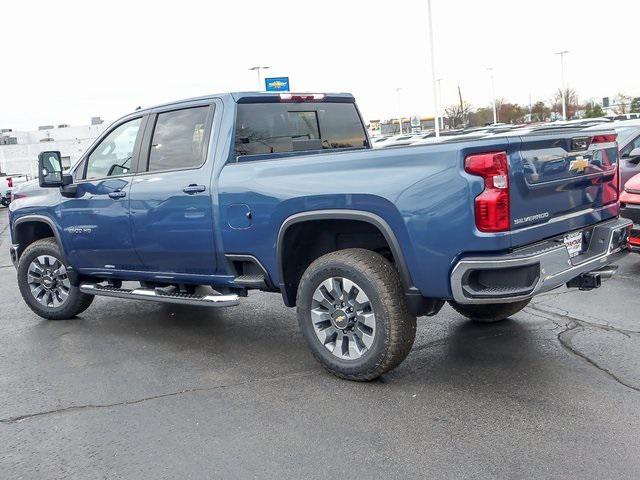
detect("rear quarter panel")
(218, 137), (516, 298)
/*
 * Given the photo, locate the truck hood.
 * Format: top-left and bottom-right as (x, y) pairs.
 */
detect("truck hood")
(9, 178), (60, 213)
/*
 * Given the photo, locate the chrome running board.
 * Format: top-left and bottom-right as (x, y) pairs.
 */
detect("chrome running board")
(80, 283), (239, 308)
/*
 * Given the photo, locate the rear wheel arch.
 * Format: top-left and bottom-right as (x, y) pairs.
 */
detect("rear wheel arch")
(276, 210), (414, 307)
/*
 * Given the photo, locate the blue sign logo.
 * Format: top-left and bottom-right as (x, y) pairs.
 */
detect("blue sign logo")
(265, 77), (290, 92)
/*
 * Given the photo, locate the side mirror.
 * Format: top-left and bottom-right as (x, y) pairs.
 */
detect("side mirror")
(38, 151), (65, 187)
(627, 147), (640, 164)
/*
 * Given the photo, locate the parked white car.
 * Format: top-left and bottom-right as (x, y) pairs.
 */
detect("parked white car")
(0, 173), (30, 206)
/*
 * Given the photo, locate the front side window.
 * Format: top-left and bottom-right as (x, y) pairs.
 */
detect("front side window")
(234, 102), (367, 157)
(148, 106), (209, 172)
(86, 118), (142, 180)
(621, 134), (640, 158)
(73, 159), (86, 182)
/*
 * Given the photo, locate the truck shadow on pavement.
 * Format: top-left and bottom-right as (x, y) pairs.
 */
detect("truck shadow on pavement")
(388, 315), (567, 395)
(57, 295), (566, 392)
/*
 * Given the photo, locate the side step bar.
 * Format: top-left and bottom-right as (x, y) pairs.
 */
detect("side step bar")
(80, 283), (240, 308)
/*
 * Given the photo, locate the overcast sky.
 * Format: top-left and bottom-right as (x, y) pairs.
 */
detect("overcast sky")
(2, 0), (638, 130)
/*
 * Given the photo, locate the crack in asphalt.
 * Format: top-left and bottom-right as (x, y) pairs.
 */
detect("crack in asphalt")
(525, 304), (640, 394)
(529, 303), (640, 335)
(0, 369), (319, 425)
(558, 323), (640, 394)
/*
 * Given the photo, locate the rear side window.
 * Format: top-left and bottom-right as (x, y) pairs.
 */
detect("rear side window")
(148, 106), (209, 172)
(234, 102), (367, 157)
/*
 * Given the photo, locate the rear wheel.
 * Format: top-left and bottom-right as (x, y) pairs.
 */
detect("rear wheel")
(448, 299), (530, 323)
(17, 238), (94, 320)
(297, 248), (416, 381)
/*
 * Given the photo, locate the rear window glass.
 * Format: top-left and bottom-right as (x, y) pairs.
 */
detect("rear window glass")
(234, 102), (367, 157)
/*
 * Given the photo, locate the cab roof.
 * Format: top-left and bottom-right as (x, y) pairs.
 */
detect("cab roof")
(139, 91), (354, 112)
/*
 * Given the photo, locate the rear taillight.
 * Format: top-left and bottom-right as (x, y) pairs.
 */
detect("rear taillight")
(465, 151), (510, 232)
(6, 177), (12, 188)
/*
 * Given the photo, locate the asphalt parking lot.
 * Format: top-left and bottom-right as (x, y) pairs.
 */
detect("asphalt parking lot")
(1, 208), (639, 479)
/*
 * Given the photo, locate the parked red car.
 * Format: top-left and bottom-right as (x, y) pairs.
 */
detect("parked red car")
(621, 173), (640, 252)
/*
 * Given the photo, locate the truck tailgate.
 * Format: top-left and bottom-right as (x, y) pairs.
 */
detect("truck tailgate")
(508, 130), (619, 247)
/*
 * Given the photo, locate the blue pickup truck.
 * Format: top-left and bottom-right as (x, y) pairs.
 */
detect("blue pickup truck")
(8, 92), (632, 380)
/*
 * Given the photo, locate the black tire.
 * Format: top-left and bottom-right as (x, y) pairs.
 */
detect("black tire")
(0, 199), (8, 207)
(17, 237), (94, 320)
(296, 248), (416, 381)
(448, 299), (530, 323)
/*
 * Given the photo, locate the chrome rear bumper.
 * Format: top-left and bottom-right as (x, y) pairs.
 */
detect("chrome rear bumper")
(450, 217), (632, 304)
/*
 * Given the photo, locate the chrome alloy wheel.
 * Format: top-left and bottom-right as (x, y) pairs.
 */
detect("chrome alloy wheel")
(310, 277), (376, 360)
(27, 255), (71, 308)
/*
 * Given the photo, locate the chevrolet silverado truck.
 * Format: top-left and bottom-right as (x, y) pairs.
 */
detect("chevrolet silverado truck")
(8, 92), (633, 380)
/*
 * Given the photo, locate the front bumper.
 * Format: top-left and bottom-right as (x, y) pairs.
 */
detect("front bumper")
(450, 217), (633, 304)
(620, 202), (640, 253)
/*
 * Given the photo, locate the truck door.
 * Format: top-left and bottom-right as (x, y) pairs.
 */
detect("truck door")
(60, 116), (146, 270)
(129, 103), (218, 275)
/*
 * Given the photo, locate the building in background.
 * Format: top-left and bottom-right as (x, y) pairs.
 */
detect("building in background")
(0, 118), (107, 176)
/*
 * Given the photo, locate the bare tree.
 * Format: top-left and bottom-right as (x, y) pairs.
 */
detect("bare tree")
(530, 101), (551, 122)
(614, 93), (632, 114)
(552, 88), (580, 119)
(444, 102), (472, 128)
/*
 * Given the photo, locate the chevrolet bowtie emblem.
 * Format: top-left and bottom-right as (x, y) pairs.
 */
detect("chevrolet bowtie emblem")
(335, 315), (346, 323)
(268, 81), (287, 89)
(569, 157), (589, 173)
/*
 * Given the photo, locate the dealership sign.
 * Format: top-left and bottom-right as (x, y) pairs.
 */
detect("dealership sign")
(265, 77), (290, 92)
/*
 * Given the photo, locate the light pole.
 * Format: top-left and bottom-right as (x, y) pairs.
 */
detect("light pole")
(249, 66), (270, 90)
(555, 50), (569, 120)
(436, 78), (443, 130)
(427, 0), (440, 138)
(487, 67), (497, 124)
(395, 87), (404, 135)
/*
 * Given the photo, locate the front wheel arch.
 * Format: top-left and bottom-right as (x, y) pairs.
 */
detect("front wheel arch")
(13, 217), (78, 285)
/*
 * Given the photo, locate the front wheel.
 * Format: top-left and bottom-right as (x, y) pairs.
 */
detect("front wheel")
(17, 238), (94, 320)
(448, 299), (530, 323)
(296, 248), (416, 381)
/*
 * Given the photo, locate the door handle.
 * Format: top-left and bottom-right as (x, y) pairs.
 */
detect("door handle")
(183, 184), (206, 194)
(108, 190), (127, 199)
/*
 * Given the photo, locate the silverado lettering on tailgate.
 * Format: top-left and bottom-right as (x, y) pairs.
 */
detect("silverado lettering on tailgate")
(514, 212), (550, 226)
